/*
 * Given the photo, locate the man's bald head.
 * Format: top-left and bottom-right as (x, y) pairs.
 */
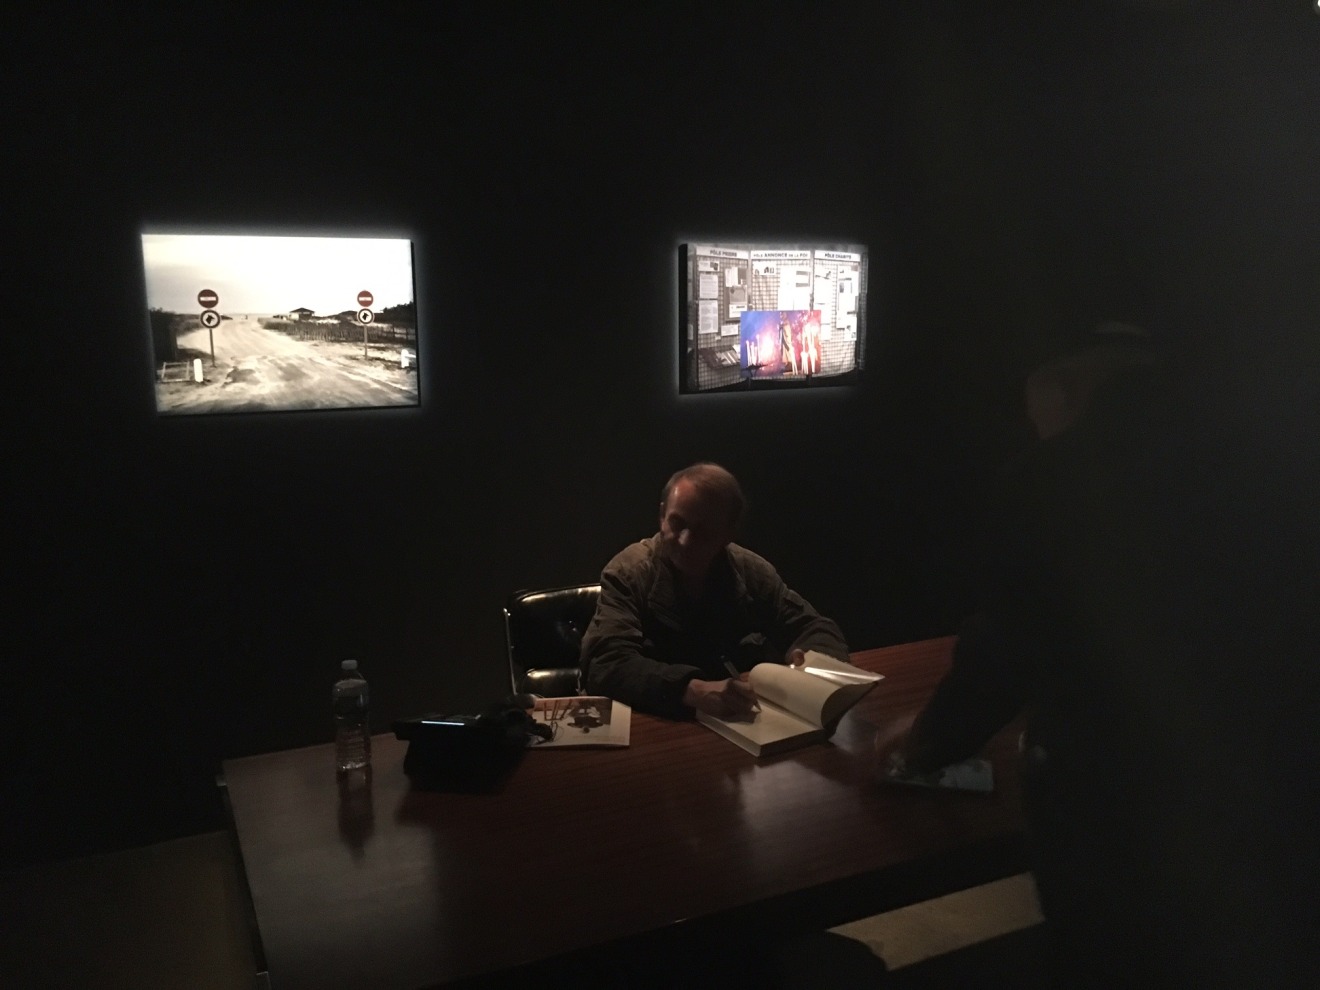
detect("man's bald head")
(659, 463), (746, 529)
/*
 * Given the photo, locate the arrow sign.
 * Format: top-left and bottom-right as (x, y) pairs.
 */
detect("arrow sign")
(198, 289), (219, 309)
(200, 310), (221, 329)
(357, 290), (374, 308)
(357, 308), (374, 325)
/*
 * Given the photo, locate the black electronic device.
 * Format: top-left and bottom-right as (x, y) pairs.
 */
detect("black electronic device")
(391, 713), (473, 741)
(392, 702), (540, 793)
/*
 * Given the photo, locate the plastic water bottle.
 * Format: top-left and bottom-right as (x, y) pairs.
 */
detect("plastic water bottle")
(333, 659), (371, 774)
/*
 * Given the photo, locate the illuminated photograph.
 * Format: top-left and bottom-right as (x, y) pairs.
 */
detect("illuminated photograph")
(739, 309), (822, 379)
(142, 234), (419, 415)
(682, 243), (866, 393)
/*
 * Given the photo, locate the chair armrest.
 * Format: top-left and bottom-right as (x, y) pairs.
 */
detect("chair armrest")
(522, 667), (581, 698)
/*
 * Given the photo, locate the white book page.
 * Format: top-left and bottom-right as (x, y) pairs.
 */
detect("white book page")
(699, 702), (816, 751)
(798, 651), (881, 686)
(750, 664), (836, 728)
(749, 652), (882, 728)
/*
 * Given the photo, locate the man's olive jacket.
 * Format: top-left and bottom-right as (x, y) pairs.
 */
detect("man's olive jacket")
(580, 536), (849, 718)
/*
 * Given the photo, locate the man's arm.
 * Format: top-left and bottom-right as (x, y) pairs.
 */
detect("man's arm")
(746, 555), (850, 662)
(902, 454), (1060, 772)
(579, 562), (703, 718)
(902, 609), (1031, 773)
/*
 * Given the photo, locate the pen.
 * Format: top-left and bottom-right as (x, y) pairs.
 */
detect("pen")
(722, 660), (761, 714)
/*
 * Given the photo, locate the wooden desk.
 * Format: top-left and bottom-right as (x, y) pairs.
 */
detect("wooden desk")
(221, 638), (1027, 989)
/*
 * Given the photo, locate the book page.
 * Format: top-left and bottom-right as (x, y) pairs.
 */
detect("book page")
(799, 651), (883, 726)
(749, 664), (837, 728)
(749, 653), (882, 729)
(798, 651), (881, 686)
(698, 701), (818, 753)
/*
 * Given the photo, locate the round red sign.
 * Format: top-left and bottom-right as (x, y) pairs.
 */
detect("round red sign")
(357, 290), (374, 308)
(198, 289), (219, 309)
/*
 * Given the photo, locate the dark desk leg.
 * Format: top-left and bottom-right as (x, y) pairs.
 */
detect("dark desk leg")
(216, 773), (273, 990)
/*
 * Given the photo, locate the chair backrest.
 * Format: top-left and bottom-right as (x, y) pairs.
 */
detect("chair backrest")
(502, 583), (601, 696)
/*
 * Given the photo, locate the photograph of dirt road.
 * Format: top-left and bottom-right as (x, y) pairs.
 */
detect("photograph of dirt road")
(143, 234), (419, 415)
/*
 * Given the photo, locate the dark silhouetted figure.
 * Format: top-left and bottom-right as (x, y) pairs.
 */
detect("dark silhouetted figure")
(901, 324), (1317, 988)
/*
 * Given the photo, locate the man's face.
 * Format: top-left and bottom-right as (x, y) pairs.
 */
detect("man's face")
(658, 479), (735, 581)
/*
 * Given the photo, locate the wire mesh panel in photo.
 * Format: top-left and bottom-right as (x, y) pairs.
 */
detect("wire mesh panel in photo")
(685, 245), (749, 391)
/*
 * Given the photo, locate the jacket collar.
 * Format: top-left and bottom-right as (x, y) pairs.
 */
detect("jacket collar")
(644, 535), (747, 628)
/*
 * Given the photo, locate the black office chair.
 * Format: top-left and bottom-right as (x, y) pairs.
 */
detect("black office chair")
(503, 583), (601, 697)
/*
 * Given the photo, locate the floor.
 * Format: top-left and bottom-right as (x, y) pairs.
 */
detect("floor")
(1, 833), (1045, 989)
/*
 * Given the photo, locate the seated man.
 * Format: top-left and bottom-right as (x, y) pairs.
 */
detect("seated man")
(580, 462), (849, 719)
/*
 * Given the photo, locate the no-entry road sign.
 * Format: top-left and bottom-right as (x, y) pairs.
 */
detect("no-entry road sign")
(198, 289), (219, 309)
(357, 290), (374, 308)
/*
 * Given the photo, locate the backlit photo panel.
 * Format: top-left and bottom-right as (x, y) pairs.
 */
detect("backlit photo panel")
(142, 234), (419, 415)
(681, 243), (866, 393)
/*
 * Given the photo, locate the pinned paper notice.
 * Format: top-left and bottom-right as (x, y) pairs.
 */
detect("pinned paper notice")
(778, 265), (813, 310)
(699, 273), (719, 299)
(725, 266), (741, 287)
(720, 322), (739, 337)
(698, 300), (718, 334)
(838, 282), (856, 315)
(727, 285), (748, 319)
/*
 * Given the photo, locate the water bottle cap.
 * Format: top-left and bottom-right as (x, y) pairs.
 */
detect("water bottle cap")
(341, 659), (358, 671)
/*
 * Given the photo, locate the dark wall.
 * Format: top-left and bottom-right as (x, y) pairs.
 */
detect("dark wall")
(8, 2), (1318, 864)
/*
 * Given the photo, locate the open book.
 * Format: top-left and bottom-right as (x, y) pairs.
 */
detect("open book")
(696, 651), (882, 757)
(528, 696), (631, 748)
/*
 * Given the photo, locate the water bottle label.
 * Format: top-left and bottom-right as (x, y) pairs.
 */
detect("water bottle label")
(333, 687), (369, 716)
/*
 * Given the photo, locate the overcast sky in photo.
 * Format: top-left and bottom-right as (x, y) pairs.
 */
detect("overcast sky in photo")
(141, 234), (415, 315)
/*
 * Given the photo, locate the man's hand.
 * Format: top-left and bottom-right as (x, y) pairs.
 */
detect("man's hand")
(787, 648), (853, 667)
(683, 677), (760, 720)
(872, 711), (952, 776)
